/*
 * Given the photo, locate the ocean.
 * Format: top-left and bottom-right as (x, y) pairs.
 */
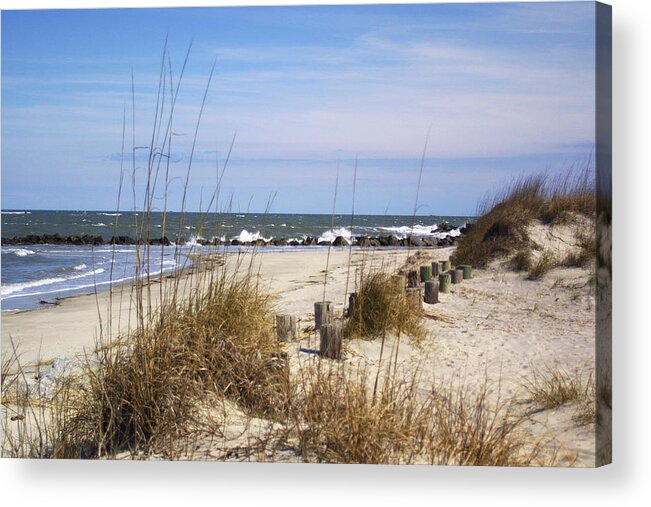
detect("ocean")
(1, 210), (473, 312)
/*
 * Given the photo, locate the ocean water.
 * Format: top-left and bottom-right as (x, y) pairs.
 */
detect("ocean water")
(1, 210), (473, 311)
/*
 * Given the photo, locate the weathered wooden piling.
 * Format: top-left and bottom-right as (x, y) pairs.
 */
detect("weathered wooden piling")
(419, 265), (432, 283)
(391, 274), (407, 292)
(442, 260), (451, 272)
(439, 273), (452, 293)
(319, 321), (343, 359)
(450, 269), (464, 284)
(458, 264), (473, 279)
(348, 292), (358, 317)
(406, 287), (423, 310)
(407, 270), (419, 288)
(424, 280), (439, 304)
(314, 301), (334, 330)
(275, 314), (298, 341)
(431, 261), (440, 277)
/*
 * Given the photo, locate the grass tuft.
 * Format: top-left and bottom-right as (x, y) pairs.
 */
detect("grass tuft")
(452, 166), (595, 268)
(344, 269), (424, 341)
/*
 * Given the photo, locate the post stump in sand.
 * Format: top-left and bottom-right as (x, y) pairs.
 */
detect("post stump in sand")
(314, 301), (334, 330)
(450, 269), (464, 284)
(391, 274), (406, 292)
(442, 260), (452, 272)
(420, 265), (432, 283)
(348, 293), (358, 317)
(320, 321), (343, 360)
(439, 273), (452, 293)
(406, 288), (423, 310)
(458, 264), (473, 279)
(424, 280), (439, 304)
(431, 261), (440, 277)
(275, 314), (298, 341)
(407, 270), (419, 288)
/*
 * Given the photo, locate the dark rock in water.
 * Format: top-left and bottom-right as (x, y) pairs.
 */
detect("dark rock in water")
(212, 238), (224, 246)
(333, 236), (348, 247)
(405, 236), (423, 247)
(318, 240), (332, 246)
(303, 236), (317, 246)
(357, 236), (372, 247)
(80, 234), (104, 245)
(196, 238), (211, 246)
(422, 237), (439, 247)
(149, 236), (171, 246)
(231, 239), (242, 246)
(437, 222), (455, 233)
(388, 235), (401, 247)
(271, 238), (288, 246)
(288, 240), (301, 246)
(459, 223), (473, 234)
(110, 235), (135, 245)
(254, 239), (267, 247)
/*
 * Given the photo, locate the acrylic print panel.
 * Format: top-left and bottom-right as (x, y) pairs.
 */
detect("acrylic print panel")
(0, 1), (611, 466)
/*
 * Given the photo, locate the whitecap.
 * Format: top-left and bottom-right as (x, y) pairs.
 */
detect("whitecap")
(1, 268), (105, 298)
(318, 227), (352, 245)
(3, 248), (37, 257)
(233, 230), (271, 243)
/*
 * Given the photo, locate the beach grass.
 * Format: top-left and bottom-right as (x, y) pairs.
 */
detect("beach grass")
(452, 165), (595, 269)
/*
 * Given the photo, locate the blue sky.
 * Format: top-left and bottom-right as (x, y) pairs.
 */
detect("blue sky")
(1, 2), (596, 215)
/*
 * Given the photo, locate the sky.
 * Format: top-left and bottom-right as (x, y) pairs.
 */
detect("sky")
(1, 2), (596, 215)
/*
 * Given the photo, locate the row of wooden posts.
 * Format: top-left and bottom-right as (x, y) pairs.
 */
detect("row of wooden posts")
(273, 258), (473, 361)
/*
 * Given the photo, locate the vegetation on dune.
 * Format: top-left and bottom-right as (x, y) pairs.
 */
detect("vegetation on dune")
(344, 269), (425, 342)
(522, 364), (596, 427)
(452, 168), (596, 271)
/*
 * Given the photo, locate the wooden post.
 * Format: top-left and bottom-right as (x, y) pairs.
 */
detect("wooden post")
(442, 260), (451, 272)
(348, 293), (357, 317)
(319, 321), (343, 359)
(406, 287), (423, 310)
(407, 270), (419, 288)
(275, 314), (298, 341)
(391, 274), (406, 292)
(439, 273), (451, 293)
(314, 301), (334, 330)
(431, 261), (439, 277)
(450, 269), (464, 284)
(424, 280), (439, 304)
(419, 265), (432, 283)
(458, 264), (473, 279)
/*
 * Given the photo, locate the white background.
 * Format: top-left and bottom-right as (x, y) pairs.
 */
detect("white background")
(0, 0), (648, 505)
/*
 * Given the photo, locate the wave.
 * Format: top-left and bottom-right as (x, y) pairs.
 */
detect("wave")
(1, 268), (105, 298)
(98, 212), (122, 216)
(233, 230), (271, 243)
(73, 264), (87, 271)
(2, 211), (31, 215)
(2, 248), (37, 257)
(318, 227), (352, 245)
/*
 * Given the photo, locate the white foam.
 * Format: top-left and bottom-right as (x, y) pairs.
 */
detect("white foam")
(1, 268), (105, 297)
(98, 212), (122, 216)
(233, 230), (271, 243)
(2, 211), (30, 215)
(73, 264), (87, 271)
(3, 248), (37, 257)
(318, 227), (352, 245)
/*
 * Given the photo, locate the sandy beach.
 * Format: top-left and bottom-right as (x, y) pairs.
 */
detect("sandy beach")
(1, 239), (597, 465)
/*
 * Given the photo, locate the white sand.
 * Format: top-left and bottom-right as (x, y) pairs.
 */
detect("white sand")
(1, 243), (596, 465)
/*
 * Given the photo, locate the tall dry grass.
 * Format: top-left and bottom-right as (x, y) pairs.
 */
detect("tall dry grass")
(453, 165), (596, 268)
(344, 269), (424, 341)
